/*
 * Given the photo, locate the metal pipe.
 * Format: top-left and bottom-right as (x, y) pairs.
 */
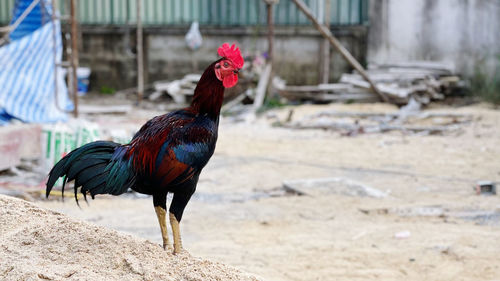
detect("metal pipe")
(51, 0), (63, 112)
(70, 0), (79, 117)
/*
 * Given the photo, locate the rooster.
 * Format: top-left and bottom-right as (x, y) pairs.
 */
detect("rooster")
(46, 43), (244, 254)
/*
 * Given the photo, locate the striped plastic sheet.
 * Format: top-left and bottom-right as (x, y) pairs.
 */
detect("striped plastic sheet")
(0, 0), (72, 125)
(9, 0), (51, 40)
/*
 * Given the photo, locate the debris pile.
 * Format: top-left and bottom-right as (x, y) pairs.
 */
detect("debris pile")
(275, 61), (466, 105)
(273, 77), (379, 103)
(150, 74), (201, 103)
(283, 104), (474, 136)
(359, 204), (500, 226)
(148, 54), (262, 114)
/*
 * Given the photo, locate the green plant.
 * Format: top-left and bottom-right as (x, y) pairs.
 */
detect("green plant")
(470, 56), (500, 104)
(257, 96), (287, 113)
(100, 86), (116, 95)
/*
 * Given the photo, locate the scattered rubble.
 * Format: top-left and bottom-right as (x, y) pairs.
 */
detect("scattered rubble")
(359, 205), (500, 226)
(359, 205), (446, 217)
(394, 230), (411, 239)
(283, 177), (389, 198)
(281, 103), (474, 136)
(474, 181), (497, 195)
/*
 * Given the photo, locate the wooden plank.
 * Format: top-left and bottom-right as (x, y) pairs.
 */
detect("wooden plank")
(313, 93), (379, 102)
(252, 63), (272, 111)
(311, 111), (472, 119)
(369, 61), (455, 74)
(340, 75), (414, 99)
(79, 105), (132, 114)
(148, 91), (163, 101)
(278, 83), (352, 93)
(350, 72), (430, 83)
(386, 67), (450, 76)
(280, 91), (377, 102)
(318, 83), (353, 91)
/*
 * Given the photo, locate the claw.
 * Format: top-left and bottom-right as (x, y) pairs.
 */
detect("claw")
(163, 242), (172, 251)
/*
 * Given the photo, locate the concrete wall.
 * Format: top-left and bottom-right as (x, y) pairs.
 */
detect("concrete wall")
(368, 0), (500, 76)
(79, 26), (367, 91)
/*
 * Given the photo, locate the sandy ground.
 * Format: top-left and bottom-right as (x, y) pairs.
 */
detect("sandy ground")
(0, 195), (259, 281)
(6, 102), (500, 280)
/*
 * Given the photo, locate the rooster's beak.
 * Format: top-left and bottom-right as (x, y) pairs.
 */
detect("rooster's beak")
(233, 69), (240, 74)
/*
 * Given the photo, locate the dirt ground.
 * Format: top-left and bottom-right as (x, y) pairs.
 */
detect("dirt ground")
(29, 102), (500, 280)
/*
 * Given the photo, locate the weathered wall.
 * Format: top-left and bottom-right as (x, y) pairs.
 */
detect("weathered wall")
(80, 30), (137, 91)
(368, 0), (500, 76)
(79, 26), (367, 91)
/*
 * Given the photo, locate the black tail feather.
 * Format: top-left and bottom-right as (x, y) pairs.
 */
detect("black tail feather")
(46, 141), (135, 203)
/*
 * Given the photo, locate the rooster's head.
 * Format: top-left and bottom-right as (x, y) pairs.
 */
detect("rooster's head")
(215, 43), (244, 88)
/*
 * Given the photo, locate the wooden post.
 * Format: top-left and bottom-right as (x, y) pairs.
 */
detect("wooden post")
(251, 0), (277, 114)
(70, 0), (79, 117)
(136, 0), (144, 103)
(292, 0), (389, 102)
(320, 0), (330, 84)
(266, 2), (274, 63)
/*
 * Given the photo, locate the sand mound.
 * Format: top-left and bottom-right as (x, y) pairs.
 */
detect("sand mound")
(0, 195), (259, 281)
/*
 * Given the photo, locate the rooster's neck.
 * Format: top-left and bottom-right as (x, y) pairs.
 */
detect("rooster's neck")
(189, 60), (225, 119)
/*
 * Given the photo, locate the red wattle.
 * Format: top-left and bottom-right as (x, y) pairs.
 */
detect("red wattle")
(223, 74), (238, 88)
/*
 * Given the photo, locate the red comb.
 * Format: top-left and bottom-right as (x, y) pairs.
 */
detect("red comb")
(217, 43), (244, 69)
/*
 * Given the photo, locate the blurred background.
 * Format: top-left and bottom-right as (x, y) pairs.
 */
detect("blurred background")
(0, 1), (499, 280)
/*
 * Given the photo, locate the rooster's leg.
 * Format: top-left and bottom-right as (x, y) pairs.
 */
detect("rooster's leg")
(169, 212), (183, 254)
(169, 191), (193, 254)
(153, 194), (170, 250)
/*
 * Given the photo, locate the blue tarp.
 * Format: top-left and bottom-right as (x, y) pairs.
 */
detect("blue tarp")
(0, 0), (72, 125)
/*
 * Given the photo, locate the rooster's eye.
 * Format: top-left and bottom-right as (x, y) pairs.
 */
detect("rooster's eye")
(223, 62), (229, 67)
